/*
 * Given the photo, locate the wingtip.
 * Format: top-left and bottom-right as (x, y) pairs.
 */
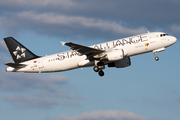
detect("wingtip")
(60, 41), (66, 46)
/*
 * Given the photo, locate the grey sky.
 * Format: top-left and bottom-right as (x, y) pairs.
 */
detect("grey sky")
(0, 72), (82, 108)
(0, 0), (180, 40)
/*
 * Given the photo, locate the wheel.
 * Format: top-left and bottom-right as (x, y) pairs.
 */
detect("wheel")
(93, 66), (99, 72)
(98, 70), (104, 77)
(155, 56), (159, 61)
(97, 61), (104, 66)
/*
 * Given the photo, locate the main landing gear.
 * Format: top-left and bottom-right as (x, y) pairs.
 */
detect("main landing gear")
(93, 61), (105, 77)
(93, 66), (99, 72)
(153, 52), (159, 61)
(98, 70), (104, 76)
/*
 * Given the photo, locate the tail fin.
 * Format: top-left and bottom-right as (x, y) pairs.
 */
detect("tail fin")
(4, 37), (39, 63)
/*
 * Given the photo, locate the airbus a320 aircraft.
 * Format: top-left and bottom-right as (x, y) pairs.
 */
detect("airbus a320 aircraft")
(4, 32), (177, 76)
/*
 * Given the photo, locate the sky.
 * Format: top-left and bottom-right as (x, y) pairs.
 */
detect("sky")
(0, 0), (180, 120)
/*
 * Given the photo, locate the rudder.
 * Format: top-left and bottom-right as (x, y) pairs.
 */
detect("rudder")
(4, 37), (39, 63)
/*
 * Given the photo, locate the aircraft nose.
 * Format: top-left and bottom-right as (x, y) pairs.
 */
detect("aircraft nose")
(174, 36), (177, 43)
(170, 36), (177, 45)
(169, 36), (177, 45)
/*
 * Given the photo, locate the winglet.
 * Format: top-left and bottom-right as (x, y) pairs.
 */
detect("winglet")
(60, 41), (66, 46)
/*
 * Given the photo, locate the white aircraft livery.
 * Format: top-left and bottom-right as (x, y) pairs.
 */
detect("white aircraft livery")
(4, 32), (177, 76)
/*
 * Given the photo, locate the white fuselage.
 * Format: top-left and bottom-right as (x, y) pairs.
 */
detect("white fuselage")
(6, 32), (177, 73)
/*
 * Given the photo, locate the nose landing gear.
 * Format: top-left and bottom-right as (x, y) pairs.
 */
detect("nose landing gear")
(155, 56), (159, 61)
(153, 52), (159, 61)
(153, 48), (166, 61)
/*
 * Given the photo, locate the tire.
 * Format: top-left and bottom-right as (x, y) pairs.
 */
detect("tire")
(93, 66), (99, 72)
(97, 61), (104, 66)
(155, 56), (159, 61)
(98, 70), (104, 76)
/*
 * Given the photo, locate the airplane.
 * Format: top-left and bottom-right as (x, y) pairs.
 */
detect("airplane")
(4, 31), (177, 76)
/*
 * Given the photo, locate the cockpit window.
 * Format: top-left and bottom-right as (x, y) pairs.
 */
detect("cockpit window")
(160, 34), (168, 37)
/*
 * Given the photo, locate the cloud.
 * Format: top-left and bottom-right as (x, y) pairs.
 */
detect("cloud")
(0, 0), (76, 10)
(0, 0), (179, 39)
(1, 95), (79, 109)
(148, 117), (162, 120)
(0, 40), (8, 53)
(58, 110), (147, 120)
(18, 11), (147, 34)
(177, 97), (180, 103)
(170, 25), (180, 34)
(0, 40), (11, 68)
(2, 0), (179, 23)
(0, 73), (68, 92)
(0, 11), (148, 40)
(0, 0), (161, 40)
(0, 56), (9, 62)
(0, 73), (82, 108)
(0, 56), (10, 68)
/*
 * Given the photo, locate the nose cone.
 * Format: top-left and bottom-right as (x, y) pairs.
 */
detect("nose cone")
(169, 36), (177, 46)
(172, 36), (177, 44)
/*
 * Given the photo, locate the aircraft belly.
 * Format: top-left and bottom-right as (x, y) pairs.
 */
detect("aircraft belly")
(43, 57), (79, 72)
(58, 58), (79, 71)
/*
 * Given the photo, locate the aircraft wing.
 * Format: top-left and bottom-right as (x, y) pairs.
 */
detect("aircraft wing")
(61, 42), (105, 58)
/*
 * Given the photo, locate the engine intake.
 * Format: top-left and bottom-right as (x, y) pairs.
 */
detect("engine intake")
(107, 49), (125, 61)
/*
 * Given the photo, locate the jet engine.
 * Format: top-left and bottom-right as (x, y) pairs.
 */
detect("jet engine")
(108, 57), (131, 68)
(107, 49), (127, 61)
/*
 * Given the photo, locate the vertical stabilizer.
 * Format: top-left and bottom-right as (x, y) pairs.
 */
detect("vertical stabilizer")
(4, 37), (39, 63)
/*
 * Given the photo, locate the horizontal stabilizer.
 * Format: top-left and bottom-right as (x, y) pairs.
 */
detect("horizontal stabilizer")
(5, 63), (27, 68)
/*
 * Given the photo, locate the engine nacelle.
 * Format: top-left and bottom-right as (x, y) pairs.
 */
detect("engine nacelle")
(108, 57), (131, 68)
(107, 49), (125, 62)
